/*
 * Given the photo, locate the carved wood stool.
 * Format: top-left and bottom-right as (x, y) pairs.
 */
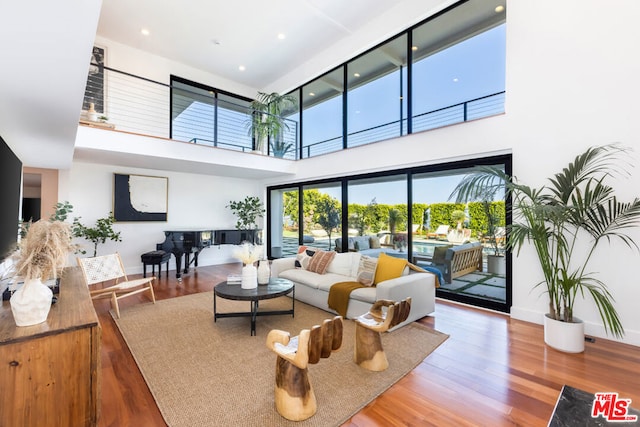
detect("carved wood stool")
(266, 316), (343, 421)
(354, 298), (411, 371)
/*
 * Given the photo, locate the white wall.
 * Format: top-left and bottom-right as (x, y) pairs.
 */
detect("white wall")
(64, 162), (263, 274)
(95, 36), (258, 100)
(263, 0), (640, 346)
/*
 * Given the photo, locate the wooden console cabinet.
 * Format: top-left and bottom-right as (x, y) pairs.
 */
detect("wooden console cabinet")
(0, 267), (101, 427)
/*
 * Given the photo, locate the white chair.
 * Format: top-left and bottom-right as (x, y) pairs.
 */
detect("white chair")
(77, 253), (156, 318)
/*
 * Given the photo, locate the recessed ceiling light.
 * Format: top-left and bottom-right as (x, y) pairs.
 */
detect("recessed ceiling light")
(495, 5), (504, 13)
(411, 46), (418, 51)
(277, 33), (286, 40)
(141, 28), (150, 36)
(353, 73), (360, 77)
(309, 92), (315, 96)
(453, 78), (459, 82)
(238, 65), (246, 71)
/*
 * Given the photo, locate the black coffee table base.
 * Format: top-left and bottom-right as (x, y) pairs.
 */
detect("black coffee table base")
(214, 278), (295, 336)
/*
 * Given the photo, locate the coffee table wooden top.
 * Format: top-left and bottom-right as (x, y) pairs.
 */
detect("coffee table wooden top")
(214, 278), (294, 301)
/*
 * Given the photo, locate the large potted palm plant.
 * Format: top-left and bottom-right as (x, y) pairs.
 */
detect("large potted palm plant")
(455, 145), (640, 352)
(248, 92), (297, 155)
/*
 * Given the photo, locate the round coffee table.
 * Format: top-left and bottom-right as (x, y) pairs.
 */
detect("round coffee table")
(213, 278), (295, 336)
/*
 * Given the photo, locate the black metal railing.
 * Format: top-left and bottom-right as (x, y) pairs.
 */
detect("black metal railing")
(300, 91), (505, 157)
(81, 66), (503, 161)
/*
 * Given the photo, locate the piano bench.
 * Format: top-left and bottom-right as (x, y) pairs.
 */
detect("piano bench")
(141, 250), (171, 278)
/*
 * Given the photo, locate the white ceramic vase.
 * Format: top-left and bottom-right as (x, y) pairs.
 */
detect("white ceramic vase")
(257, 259), (270, 285)
(10, 278), (53, 327)
(241, 264), (258, 289)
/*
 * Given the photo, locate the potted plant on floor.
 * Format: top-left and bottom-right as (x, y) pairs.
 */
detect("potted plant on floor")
(454, 144), (640, 352)
(248, 92), (297, 155)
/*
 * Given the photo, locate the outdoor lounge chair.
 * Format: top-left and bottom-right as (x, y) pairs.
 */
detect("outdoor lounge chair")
(427, 225), (450, 240)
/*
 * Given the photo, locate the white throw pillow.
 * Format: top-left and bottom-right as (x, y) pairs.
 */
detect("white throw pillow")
(326, 252), (353, 276)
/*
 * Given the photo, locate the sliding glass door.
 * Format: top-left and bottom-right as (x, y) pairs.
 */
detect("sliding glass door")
(267, 155), (511, 313)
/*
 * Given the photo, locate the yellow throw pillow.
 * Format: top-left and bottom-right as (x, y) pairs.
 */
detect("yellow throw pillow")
(374, 252), (408, 284)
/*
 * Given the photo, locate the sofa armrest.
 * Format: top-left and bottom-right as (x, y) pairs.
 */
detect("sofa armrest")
(271, 257), (296, 278)
(374, 272), (436, 328)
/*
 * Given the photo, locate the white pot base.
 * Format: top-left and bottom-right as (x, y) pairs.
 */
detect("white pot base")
(544, 314), (585, 353)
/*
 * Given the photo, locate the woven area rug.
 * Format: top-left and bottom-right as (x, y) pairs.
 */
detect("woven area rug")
(112, 292), (448, 427)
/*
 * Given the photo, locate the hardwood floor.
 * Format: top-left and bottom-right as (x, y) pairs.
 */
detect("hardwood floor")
(95, 264), (640, 427)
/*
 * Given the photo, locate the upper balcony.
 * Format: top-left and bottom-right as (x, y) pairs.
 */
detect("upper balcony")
(76, 64), (504, 174)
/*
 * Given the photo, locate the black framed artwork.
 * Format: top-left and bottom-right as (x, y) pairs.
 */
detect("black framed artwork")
(113, 174), (168, 222)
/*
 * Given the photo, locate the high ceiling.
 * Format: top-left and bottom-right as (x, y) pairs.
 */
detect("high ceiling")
(97, 0), (428, 90)
(0, 0), (454, 170)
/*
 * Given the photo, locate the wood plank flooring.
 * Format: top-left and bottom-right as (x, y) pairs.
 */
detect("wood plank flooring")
(94, 264), (640, 427)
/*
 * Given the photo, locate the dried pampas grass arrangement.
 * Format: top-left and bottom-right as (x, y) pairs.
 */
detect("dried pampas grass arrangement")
(15, 220), (74, 281)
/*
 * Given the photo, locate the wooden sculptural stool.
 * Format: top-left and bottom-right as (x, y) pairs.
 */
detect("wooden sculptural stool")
(265, 316), (343, 421)
(354, 298), (411, 371)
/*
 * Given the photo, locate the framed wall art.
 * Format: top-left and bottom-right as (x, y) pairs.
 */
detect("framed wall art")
(113, 173), (168, 222)
(83, 45), (106, 114)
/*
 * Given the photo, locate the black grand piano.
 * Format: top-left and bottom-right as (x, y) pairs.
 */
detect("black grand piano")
(157, 230), (213, 279)
(157, 229), (261, 279)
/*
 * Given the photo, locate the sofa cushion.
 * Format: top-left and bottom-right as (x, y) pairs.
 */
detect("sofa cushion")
(295, 246), (316, 269)
(348, 286), (377, 304)
(374, 252), (408, 284)
(369, 236), (381, 249)
(307, 250), (336, 274)
(355, 236), (370, 250)
(356, 255), (377, 286)
(326, 252), (354, 276)
(280, 269), (351, 290)
(432, 245), (452, 264)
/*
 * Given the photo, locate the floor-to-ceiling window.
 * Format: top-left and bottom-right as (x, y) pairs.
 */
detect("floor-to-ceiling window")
(269, 187), (298, 259)
(295, 0), (505, 156)
(301, 183), (342, 251)
(170, 76), (253, 151)
(347, 176), (408, 251)
(411, 2), (506, 133)
(347, 35), (408, 147)
(301, 68), (344, 158)
(267, 154), (511, 313)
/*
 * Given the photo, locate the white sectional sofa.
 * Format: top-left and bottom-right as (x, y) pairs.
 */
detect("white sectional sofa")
(271, 251), (436, 329)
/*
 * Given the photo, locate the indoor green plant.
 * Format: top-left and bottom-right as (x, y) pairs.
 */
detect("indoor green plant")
(456, 144), (640, 350)
(248, 92), (297, 154)
(227, 196), (265, 230)
(269, 140), (294, 158)
(73, 213), (122, 257)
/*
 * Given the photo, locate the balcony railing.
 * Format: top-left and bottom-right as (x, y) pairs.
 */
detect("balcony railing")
(83, 65), (299, 159)
(82, 65), (504, 160)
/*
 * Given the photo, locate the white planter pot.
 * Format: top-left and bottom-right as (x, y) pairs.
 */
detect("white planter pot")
(10, 278), (53, 327)
(487, 255), (506, 275)
(544, 314), (585, 353)
(241, 264), (258, 289)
